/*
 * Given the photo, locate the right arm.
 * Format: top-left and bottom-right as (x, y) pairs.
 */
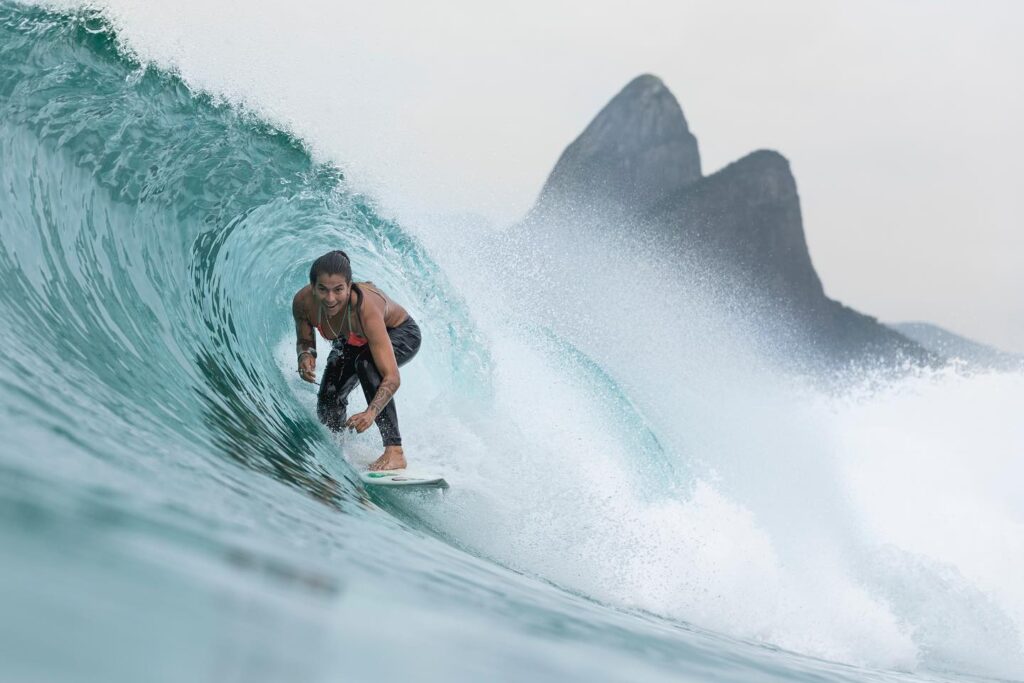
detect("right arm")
(292, 290), (317, 383)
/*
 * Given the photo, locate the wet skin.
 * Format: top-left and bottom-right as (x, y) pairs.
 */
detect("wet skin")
(292, 274), (410, 471)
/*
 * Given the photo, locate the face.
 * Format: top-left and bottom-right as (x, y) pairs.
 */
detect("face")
(314, 273), (350, 314)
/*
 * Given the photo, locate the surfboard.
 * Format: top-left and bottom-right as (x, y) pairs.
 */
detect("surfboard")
(359, 469), (449, 489)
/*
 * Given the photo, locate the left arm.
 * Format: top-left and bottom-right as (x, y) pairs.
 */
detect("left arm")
(364, 309), (400, 416)
(344, 300), (400, 432)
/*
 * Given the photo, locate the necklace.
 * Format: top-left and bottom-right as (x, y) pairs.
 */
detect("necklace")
(321, 301), (345, 341)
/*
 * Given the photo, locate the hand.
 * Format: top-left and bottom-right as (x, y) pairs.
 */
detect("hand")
(345, 409), (376, 433)
(298, 353), (317, 383)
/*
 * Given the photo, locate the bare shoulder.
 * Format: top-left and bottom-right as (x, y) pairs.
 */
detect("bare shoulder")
(292, 285), (313, 318)
(355, 283), (385, 318)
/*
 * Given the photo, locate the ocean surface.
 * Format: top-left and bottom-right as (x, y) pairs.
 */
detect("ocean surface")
(1, 4), (1023, 682)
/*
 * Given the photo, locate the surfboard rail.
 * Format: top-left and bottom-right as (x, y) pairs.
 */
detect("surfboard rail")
(359, 470), (449, 489)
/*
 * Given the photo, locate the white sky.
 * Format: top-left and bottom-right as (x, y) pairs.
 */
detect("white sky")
(80, 0), (1024, 352)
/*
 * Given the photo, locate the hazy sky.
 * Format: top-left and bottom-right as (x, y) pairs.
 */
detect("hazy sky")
(82, 0), (1024, 352)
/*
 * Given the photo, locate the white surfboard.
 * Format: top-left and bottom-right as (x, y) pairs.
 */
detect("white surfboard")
(359, 469), (449, 489)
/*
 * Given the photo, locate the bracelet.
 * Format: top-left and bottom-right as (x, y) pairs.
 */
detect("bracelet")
(297, 349), (316, 362)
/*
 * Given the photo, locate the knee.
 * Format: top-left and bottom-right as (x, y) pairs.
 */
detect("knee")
(317, 387), (348, 430)
(317, 382), (343, 406)
(317, 403), (347, 432)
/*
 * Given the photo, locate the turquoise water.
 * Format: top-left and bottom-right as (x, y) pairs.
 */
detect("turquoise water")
(2, 5), (1022, 681)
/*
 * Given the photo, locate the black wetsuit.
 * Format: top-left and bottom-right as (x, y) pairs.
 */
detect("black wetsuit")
(315, 286), (421, 446)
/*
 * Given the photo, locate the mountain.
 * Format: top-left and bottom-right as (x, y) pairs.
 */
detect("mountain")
(530, 74), (701, 223)
(520, 74), (936, 370)
(646, 149), (823, 306)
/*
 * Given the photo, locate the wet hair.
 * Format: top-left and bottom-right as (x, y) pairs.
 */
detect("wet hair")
(309, 250), (352, 285)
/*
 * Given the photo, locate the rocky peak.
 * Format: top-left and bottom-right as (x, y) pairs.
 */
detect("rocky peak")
(650, 149), (824, 303)
(531, 74), (702, 222)
(515, 75), (933, 369)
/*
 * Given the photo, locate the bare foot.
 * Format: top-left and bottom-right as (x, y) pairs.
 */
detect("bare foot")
(369, 446), (406, 471)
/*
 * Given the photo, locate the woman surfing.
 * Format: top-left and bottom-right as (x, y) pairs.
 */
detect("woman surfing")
(292, 250), (421, 471)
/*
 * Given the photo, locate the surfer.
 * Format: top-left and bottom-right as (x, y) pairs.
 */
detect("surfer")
(292, 250), (421, 471)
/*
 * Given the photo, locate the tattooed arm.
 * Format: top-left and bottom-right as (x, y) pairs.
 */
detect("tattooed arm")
(367, 376), (399, 416)
(344, 294), (400, 433)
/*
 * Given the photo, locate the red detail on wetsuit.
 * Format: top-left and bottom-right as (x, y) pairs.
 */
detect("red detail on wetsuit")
(315, 321), (367, 347)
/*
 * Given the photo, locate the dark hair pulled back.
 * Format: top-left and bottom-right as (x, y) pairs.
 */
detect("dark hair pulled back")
(309, 250), (352, 285)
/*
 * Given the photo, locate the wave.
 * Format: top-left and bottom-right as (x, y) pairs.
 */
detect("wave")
(2, 4), (1023, 681)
